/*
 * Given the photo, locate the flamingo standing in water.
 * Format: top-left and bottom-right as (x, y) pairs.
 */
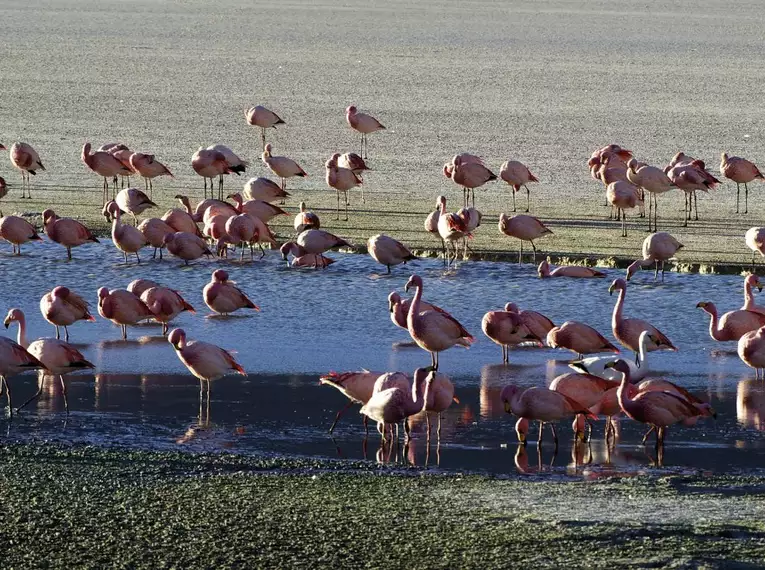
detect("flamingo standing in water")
(424, 196), (444, 256)
(140, 286), (195, 335)
(319, 370), (382, 433)
(538, 260), (605, 278)
(367, 234), (416, 273)
(498, 213), (552, 264)
(97, 287), (153, 339)
(3, 308), (94, 413)
(609, 278), (676, 360)
(482, 305), (543, 363)
(547, 321), (619, 359)
(280, 242), (335, 268)
(203, 269), (260, 316)
(388, 292), (439, 331)
(549, 372), (619, 440)
(296, 229), (350, 268)
(504, 303), (556, 342)
(746, 227), (765, 268)
(82, 142), (131, 204)
(437, 196), (468, 266)
(417, 369), (457, 439)
(696, 301), (765, 342)
(115, 187), (156, 225)
(569, 331), (657, 383)
(129, 152), (173, 199)
(104, 201), (147, 263)
(163, 232), (212, 265)
(346, 105), (385, 158)
(42, 209), (99, 260)
(0, 212), (42, 254)
(404, 274), (474, 369)
(9, 142), (45, 199)
(721, 152), (764, 214)
(499, 160), (538, 212)
(0, 335), (44, 416)
(40, 286), (95, 340)
(137, 217), (175, 259)
(245, 105), (285, 149)
(626, 232), (684, 282)
(743, 275), (765, 315)
(738, 326), (765, 379)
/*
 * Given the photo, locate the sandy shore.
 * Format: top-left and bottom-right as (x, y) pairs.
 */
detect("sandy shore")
(2, 1), (765, 266)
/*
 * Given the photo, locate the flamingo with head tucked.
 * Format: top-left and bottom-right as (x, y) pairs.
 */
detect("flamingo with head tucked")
(138, 217), (175, 260)
(82, 142), (131, 204)
(504, 303), (556, 342)
(203, 269), (260, 316)
(191, 147), (237, 200)
(163, 232), (212, 265)
(128, 152), (173, 199)
(0, 212), (42, 254)
(482, 305), (543, 363)
(721, 152), (764, 214)
(104, 201), (147, 263)
(262, 143), (307, 193)
(547, 321), (619, 359)
(43, 209), (99, 260)
(40, 286), (95, 340)
(243, 177), (290, 203)
(245, 105), (285, 148)
(451, 154), (497, 208)
(367, 234), (416, 273)
(325, 153), (362, 220)
(97, 287), (153, 339)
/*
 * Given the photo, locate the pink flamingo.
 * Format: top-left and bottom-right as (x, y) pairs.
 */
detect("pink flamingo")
(636, 378), (716, 436)
(721, 152), (764, 214)
(243, 177), (290, 203)
(137, 217), (175, 259)
(245, 105), (285, 148)
(550, 372), (618, 440)
(3, 308), (94, 413)
(203, 269), (260, 316)
(163, 231), (212, 265)
(175, 194), (237, 225)
(739, 326), (765, 379)
(338, 152), (370, 182)
(404, 274), (474, 369)
(82, 142), (131, 204)
(325, 153), (362, 220)
(626, 159), (674, 232)
(605, 359), (703, 447)
(0, 335), (44, 416)
(202, 214), (232, 256)
(279, 242), (335, 268)
(666, 162), (719, 225)
(538, 259), (605, 278)
(97, 287), (153, 339)
(501, 384), (597, 446)
(499, 160), (538, 212)
(127, 279), (161, 297)
(105, 145), (136, 189)
(0, 212), (42, 254)
(746, 227), (765, 268)
(162, 199), (202, 235)
(417, 369), (457, 439)
(626, 232), (684, 282)
(504, 303), (556, 342)
(547, 321), (619, 359)
(42, 209), (99, 260)
(451, 154), (497, 208)
(609, 278), (676, 359)
(457, 206), (482, 258)
(437, 196), (468, 266)
(482, 306), (543, 363)
(346, 105), (385, 158)
(498, 213), (552, 264)
(367, 234), (416, 273)
(228, 192), (288, 223)
(40, 286), (95, 340)
(104, 201), (147, 263)
(261, 143), (307, 193)
(225, 213), (258, 261)
(606, 180), (642, 237)
(588, 145), (632, 179)
(293, 202), (320, 233)
(191, 148), (237, 200)
(9, 142), (45, 199)
(115, 187), (156, 224)
(140, 286), (195, 335)
(296, 229), (350, 268)
(128, 152), (173, 199)
(320, 370), (382, 433)
(424, 196), (444, 255)
(697, 301), (765, 342)
(387, 292), (439, 331)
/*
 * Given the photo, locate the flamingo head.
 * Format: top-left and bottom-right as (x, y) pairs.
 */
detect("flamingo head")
(97, 287), (109, 302)
(346, 105), (357, 115)
(387, 291), (401, 313)
(0, 143), (5, 150)
(616, 148), (633, 161)
(264, 143), (273, 154)
(436, 195), (446, 208)
(608, 278), (627, 296)
(443, 163), (453, 179)
(227, 192), (243, 204)
(746, 274), (763, 292)
(626, 260), (642, 280)
(162, 232), (176, 246)
(3, 308), (23, 328)
(603, 359), (631, 380)
(299, 201), (307, 212)
(720, 152), (729, 163)
(696, 301), (715, 315)
(500, 385), (522, 414)
(212, 269), (229, 283)
(81, 142), (91, 158)
(103, 201), (121, 220)
(167, 328), (187, 349)
(404, 274), (422, 293)
(51, 286), (70, 299)
(42, 209), (56, 224)
(537, 259), (550, 278)
(503, 302), (519, 313)
(514, 417), (529, 443)
(280, 242), (296, 260)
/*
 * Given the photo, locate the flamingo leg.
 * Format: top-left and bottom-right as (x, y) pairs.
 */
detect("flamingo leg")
(404, 418), (411, 443)
(121, 324), (127, 340)
(55, 325), (61, 340)
(17, 374), (44, 412)
(518, 239), (523, 264)
(745, 183), (749, 214)
(328, 400), (355, 434)
(538, 421), (544, 444)
(736, 182), (740, 213)
(502, 344), (508, 363)
(511, 188), (516, 212)
(66, 246), (72, 260)
(261, 128), (266, 150)
(59, 375), (69, 415)
(693, 190), (699, 221)
(641, 425), (655, 444)
(64, 326), (70, 342)
(530, 240), (537, 264)
(653, 194), (658, 232)
(525, 184), (530, 213)
(3, 377), (12, 417)
(550, 423), (558, 448)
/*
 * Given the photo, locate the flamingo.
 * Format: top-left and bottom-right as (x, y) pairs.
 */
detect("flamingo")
(547, 321), (619, 359)
(569, 331), (657, 382)
(738, 326), (765, 379)
(280, 242), (335, 268)
(162, 198), (202, 235)
(104, 145), (136, 189)
(293, 202), (320, 233)
(127, 279), (161, 297)
(609, 278), (676, 360)
(319, 370), (382, 433)
(42, 209), (99, 260)
(424, 196), (445, 257)
(128, 152), (173, 199)
(296, 229), (350, 268)
(346, 105), (385, 158)
(636, 377), (717, 431)
(3, 308), (94, 413)
(499, 160), (538, 212)
(721, 152), (764, 214)
(538, 259), (605, 278)
(225, 213), (258, 261)
(550, 372), (619, 440)
(338, 152), (370, 182)
(404, 274), (474, 369)
(191, 147), (236, 200)
(626, 159), (674, 232)
(437, 196), (468, 266)
(82, 142), (131, 204)
(243, 177), (290, 203)
(175, 194), (237, 225)
(0, 335), (44, 416)
(606, 180), (642, 237)
(115, 187), (156, 225)
(388, 292), (439, 331)
(261, 143), (307, 193)
(504, 303), (556, 342)
(498, 213), (552, 264)
(245, 105), (285, 148)
(626, 232), (684, 282)
(482, 306), (543, 363)
(40, 286), (95, 340)
(9, 142), (45, 199)
(743, 274), (765, 315)
(367, 234), (416, 273)
(666, 163), (718, 226)
(697, 301), (765, 342)
(457, 207), (482, 258)
(588, 145), (632, 180)
(414, 368), (457, 439)
(604, 360), (703, 447)
(141, 286), (195, 335)
(203, 269), (260, 316)
(97, 287), (153, 340)
(451, 154), (497, 208)
(746, 227), (765, 268)
(137, 217), (175, 259)
(228, 192), (288, 223)
(501, 384), (597, 446)
(104, 201), (147, 263)
(325, 153), (362, 220)
(163, 232), (212, 265)
(0, 212), (42, 254)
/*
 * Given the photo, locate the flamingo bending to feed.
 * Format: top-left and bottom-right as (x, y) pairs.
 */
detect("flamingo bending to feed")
(4, 308), (94, 413)
(261, 143), (307, 193)
(97, 287), (153, 339)
(745, 227), (765, 268)
(367, 234), (416, 273)
(42, 209), (99, 260)
(605, 360), (703, 447)
(626, 159), (674, 232)
(245, 105), (285, 148)
(346, 105), (385, 158)
(141, 286), (195, 335)
(721, 152), (764, 214)
(9, 142), (45, 199)
(296, 229), (350, 268)
(0, 212), (42, 254)
(743, 274), (765, 315)
(404, 274), (474, 369)
(243, 177), (290, 203)
(320, 370), (382, 433)
(203, 269), (260, 316)
(228, 192), (288, 223)
(115, 187), (156, 224)
(569, 331), (657, 382)
(360, 368), (431, 442)
(0, 336), (44, 416)
(279, 242), (335, 268)
(293, 202), (320, 233)
(697, 301), (765, 343)
(137, 217), (175, 259)
(163, 232), (212, 265)
(437, 196), (468, 266)
(104, 201), (147, 263)
(626, 232), (684, 282)
(451, 154), (497, 208)
(424, 196), (444, 256)
(128, 152), (173, 198)
(40, 286), (95, 340)
(499, 160), (538, 212)
(388, 292), (439, 331)
(609, 278), (676, 359)
(325, 154), (362, 220)
(538, 259), (605, 278)
(504, 303), (556, 342)
(482, 305), (543, 363)
(498, 213), (552, 264)
(501, 384), (597, 446)
(738, 326), (765, 379)
(547, 321), (619, 359)
(82, 142), (131, 204)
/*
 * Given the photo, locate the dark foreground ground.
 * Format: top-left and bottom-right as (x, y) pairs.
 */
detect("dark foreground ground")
(1, 444), (764, 568)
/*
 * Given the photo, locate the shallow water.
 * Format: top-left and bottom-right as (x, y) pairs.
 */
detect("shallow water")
(1, 241), (764, 476)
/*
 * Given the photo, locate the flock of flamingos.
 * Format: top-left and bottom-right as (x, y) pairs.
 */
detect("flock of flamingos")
(2, 105), (765, 455)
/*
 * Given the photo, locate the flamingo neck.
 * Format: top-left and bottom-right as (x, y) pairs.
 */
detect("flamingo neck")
(616, 370), (633, 415)
(407, 283), (422, 325)
(637, 336), (649, 369)
(706, 307), (722, 341)
(407, 374), (428, 415)
(14, 316), (28, 349)
(179, 197), (192, 215)
(439, 202), (447, 215)
(612, 287), (625, 329)
(744, 282), (758, 310)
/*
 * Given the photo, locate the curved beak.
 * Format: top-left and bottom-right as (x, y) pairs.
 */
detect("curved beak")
(695, 302), (705, 309)
(608, 285), (615, 296)
(503, 401), (512, 414)
(388, 299), (395, 313)
(3, 319), (9, 329)
(517, 432), (526, 444)
(404, 283), (411, 293)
